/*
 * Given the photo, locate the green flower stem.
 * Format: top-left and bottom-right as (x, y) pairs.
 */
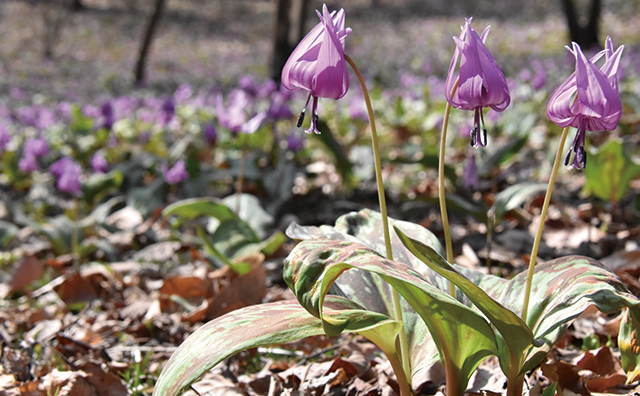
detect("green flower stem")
(521, 126), (570, 321)
(72, 196), (79, 257)
(345, 54), (411, 392)
(235, 148), (248, 215)
(439, 78), (459, 297)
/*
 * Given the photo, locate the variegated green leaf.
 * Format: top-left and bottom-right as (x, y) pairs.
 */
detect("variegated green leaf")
(286, 209), (452, 385)
(284, 239), (498, 395)
(395, 227), (535, 378)
(498, 256), (640, 375)
(153, 297), (400, 396)
(395, 230), (640, 380)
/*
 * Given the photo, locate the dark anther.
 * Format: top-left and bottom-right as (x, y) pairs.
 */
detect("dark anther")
(296, 109), (306, 128)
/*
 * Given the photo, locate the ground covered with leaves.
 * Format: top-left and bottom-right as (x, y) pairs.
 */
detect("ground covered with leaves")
(2, 0), (640, 395)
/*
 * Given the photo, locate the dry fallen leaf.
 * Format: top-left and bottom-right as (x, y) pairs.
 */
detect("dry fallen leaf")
(9, 255), (44, 294)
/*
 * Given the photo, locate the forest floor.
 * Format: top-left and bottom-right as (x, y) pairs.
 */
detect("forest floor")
(1, 1), (640, 395)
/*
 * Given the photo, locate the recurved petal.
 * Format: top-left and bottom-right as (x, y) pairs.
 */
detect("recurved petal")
(574, 42), (622, 129)
(452, 26), (509, 111)
(474, 32), (510, 111)
(546, 72), (578, 127)
(600, 43), (624, 91)
(310, 6), (349, 99)
(282, 7), (338, 91)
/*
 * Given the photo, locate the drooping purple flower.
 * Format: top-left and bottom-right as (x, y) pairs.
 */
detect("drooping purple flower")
(162, 161), (189, 185)
(101, 101), (114, 130)
(216, 90), (248, 133)
(287, 131), (305, 152)
(50, 157), (83, 196)
(216, 90), (266, 134)
(282, 4), (351, 134)
(445, 18), (510, 148)
(91, 153), (109, 173)
(203, 124), (217, 145)
(257, 80), (278, 99)
(547, 37), (624, 170)
(158, 98), (175, 126)
(266, 90), (294, 121)
(239, 75), (259, 97)
(462, 152), (479, 190)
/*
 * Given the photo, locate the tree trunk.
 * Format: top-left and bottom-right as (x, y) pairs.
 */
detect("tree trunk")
(70, 0), (83, 11)
(270, 0), (292, 83)
(134, 0), (166, 86)
(561, 0), (601, 49)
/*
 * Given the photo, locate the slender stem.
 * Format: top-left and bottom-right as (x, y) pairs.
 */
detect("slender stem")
(345, 54), (411, 393)
(521, 126), (570, 321)
(71, 197), (79, 257)
(235, 149), (247, 215)
(439, 78), (459, 297)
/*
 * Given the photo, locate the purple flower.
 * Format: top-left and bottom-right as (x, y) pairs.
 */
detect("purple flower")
(173, 84), (193, 104)
(37, 108), (56, 131)
(462, 152), (479, 190)
(531, 59), (547, 90)
(547, 37), (624, 170)
(287, 131), (305, 152)
(158, 98), (175, 126)
(239, 75), (259, 97)
(19, 154), (39, 172)
(50, 157), (82, 196)
(15, 106), (38, 127)
(445, 18), (510, 148)
(83, 105), (101, 119)
(216, 90), (263, 134)
(0, 125), (10, 151)
(266, 89), (293, 121)
(24, 137), (49, 158)
(203, 124), (217, 145)
(257, 80), (278, 99)
(101, 101), (114, 130)
(282, 4), (351, 134)
(162, 161), (189, 185)
(91, 153), (109, 173)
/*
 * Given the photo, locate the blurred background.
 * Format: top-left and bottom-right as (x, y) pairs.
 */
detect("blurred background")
(1, 0), (639, 102)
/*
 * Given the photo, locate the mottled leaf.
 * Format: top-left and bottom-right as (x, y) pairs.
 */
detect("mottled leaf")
(395, 227), (535, 377)
(286, 209), (448, 384)
(284, 238), (498, 394)
(153, 297), (400, 396)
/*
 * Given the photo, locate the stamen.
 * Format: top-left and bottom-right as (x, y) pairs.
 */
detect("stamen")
(297, 92), (313, 129)
(296, 109), (306, 128)
(479, 109), (487, 147)
(306, 96), (321, 134)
